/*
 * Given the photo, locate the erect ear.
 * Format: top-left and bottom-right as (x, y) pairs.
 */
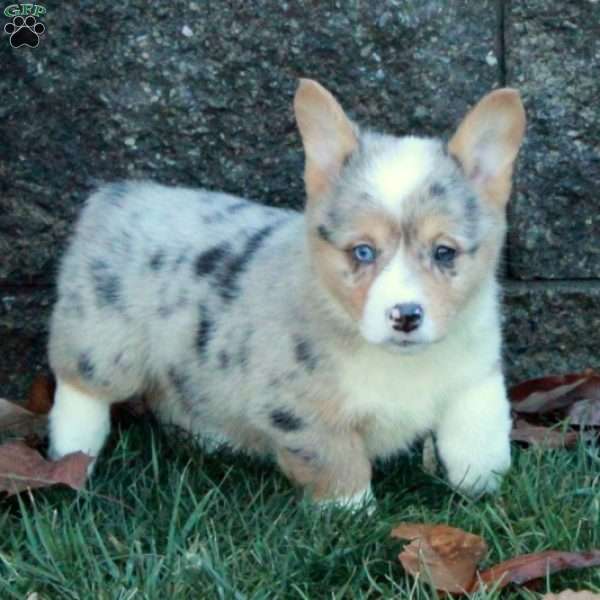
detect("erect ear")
(294, 79), (358, 202)
(448, 88), (526, 208)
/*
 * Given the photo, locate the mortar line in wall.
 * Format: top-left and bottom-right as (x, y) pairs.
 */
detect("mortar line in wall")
(0, 284), (54, 293)
(503, 279), (600, 292)
(495, 0), (507, 86)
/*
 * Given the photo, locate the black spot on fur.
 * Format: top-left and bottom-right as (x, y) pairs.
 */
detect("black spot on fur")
(194, 244), (229, 277)
(217, 351), (230, 369)
(90, 259), (121, 308)
(294, 337), (319, 371)
(237, 328), (253, 372)
(430, 182), (446, 197)
(196, 311), (213, 358)
(270, 409), (304, 432)
(167, 366), (187, 397)
(149, 251), (165, 271)
(167, 365), (207, 407)
(317, 224), (334, 245)
(445, 145), (464, 170)
(158, 305), (174, 318)
(217, 222), (282, 301)
(341, 151), (353, 169)
(226, 202), (249, 213)
(77, 353), (95, 379)
(464, 195), (480, 241)
(113, 352), (133, 371)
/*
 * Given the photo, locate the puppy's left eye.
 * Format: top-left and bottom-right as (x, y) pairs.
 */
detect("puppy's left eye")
(433, 245), (457, 264)
(352, 244), (377, 264)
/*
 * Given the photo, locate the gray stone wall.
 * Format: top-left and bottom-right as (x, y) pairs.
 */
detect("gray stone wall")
(1, 0), (599, 397)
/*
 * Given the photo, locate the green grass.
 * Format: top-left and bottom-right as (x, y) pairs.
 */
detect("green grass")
(1, 421), (599, 599)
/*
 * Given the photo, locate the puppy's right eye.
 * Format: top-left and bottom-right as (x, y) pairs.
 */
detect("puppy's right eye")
(433, 245), (457, 264)
(352, 244), (377, 264)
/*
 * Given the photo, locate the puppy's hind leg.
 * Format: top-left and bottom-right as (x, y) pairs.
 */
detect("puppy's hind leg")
(48, 378), (112, 471)
(276, 429), (374, 511)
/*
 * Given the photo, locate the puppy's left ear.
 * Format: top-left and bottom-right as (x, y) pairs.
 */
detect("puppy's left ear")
(449, 89), (526, 207)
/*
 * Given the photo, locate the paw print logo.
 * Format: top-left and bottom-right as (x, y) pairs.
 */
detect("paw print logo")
(4, 15), (45, 48)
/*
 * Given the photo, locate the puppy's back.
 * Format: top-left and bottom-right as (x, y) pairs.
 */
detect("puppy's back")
(48, 180), (299, 401)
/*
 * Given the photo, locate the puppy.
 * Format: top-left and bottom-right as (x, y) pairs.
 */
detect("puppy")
(47, 79), (525, 507)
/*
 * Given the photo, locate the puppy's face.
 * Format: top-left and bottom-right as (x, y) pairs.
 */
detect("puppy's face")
(295, 80), (525, 351)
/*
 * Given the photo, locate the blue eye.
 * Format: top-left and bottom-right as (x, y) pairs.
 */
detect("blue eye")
(352, 244), (377, 264)
(433, 245), (457, 264)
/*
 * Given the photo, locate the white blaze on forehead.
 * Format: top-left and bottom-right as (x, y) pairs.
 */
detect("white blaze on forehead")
(360, 249), (426, 344)
(367, 137), (439, 215)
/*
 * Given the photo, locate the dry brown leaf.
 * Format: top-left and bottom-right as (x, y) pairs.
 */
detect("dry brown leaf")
(0, 440), (91, 495)
(510, 420), (581, 448)
(568, 399), (600, 427)
(0, 398), (47, 437)
(542, 590), (600, 599)
(473, 550), (600, 592)
(25, 373), (55, 415)
(391, 523), (488, 593)
(510, 371), (600, 419)
(391, 523), (600, 595)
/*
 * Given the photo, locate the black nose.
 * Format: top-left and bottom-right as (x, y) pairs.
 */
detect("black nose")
(387, 303), (424, 333)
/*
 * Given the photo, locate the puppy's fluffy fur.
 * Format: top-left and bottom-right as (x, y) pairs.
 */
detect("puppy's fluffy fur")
(48, 80), (525, 507)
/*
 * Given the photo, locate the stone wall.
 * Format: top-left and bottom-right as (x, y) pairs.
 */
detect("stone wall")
(1, 0), (599, 397)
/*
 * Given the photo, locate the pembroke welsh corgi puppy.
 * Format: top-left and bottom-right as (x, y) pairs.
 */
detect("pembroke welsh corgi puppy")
(47, 79), (525, 507)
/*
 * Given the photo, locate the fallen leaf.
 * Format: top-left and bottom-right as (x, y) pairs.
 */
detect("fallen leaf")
(0, 398), (47, 437)
(510, 420), (581, 448)
(473, 550), (600, 592)
(568, 399), (600, 427)
(0, 440), (91, 495)
(510, 372), (600, 418)
(542, 591), (600, 599)
(391, 523), (487, 593)
(25, 373), (55, 415)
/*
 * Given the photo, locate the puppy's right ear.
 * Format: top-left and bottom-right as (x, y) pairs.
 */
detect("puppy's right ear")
(294, 79), (358, 202)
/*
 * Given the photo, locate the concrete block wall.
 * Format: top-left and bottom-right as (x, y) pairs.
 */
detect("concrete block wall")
(1, 0), (598, 397)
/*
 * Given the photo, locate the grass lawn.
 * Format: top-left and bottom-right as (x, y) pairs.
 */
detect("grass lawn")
(1, 420), (599, 599)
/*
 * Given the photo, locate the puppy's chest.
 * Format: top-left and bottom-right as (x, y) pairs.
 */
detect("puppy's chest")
(335, 349), (454, 459)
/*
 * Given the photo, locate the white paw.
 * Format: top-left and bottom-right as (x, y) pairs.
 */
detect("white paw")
(48, 379), (112, 474)
(317, 485), (376, 514)
(445, 442), (511, 496)
(436, 370), (512, 497)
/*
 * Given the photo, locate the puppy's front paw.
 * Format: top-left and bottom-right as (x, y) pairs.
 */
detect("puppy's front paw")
(444, 441), (511, 497)
(316, 485), (376, 515)
(437, 369), (512, 497)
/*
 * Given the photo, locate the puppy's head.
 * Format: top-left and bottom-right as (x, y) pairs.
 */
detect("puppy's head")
(295, 79), (525, 351)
